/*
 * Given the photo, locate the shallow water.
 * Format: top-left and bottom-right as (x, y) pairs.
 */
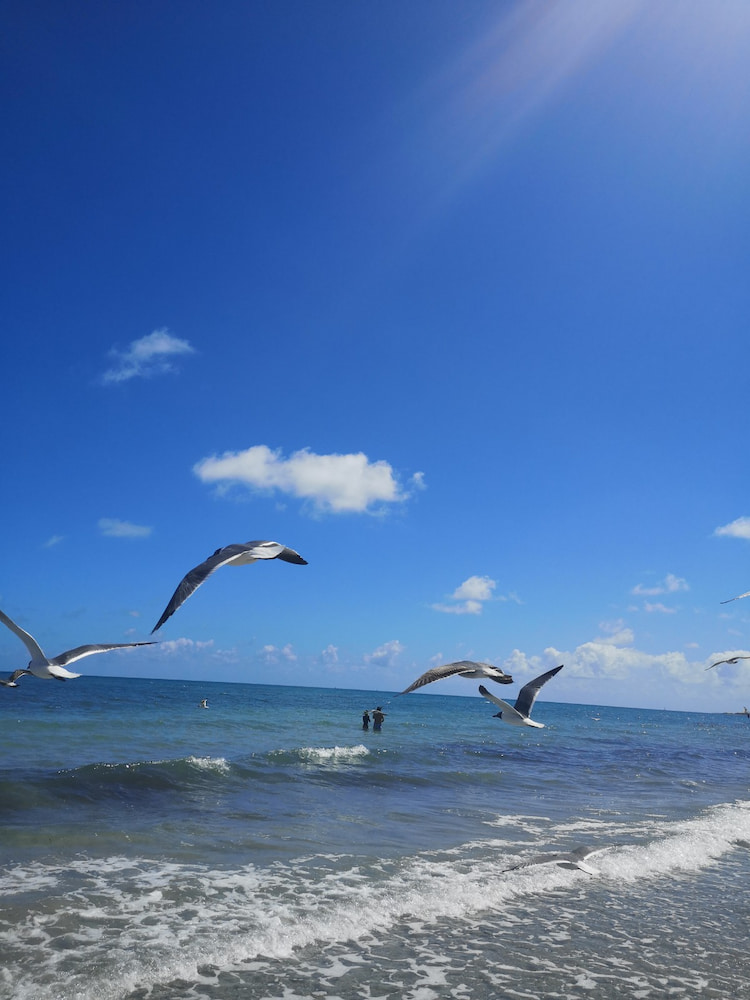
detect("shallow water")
(1, 676), (749, 998)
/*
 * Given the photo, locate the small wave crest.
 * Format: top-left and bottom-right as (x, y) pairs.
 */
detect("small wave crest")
(3, 799), (750, 1000)
(271, 744), (371, 765)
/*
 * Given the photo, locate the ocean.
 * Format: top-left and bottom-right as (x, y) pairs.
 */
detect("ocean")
(1, 675), (749, 1000)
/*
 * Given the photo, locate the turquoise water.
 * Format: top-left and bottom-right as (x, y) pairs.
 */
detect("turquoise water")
(1, 675), (749, 999)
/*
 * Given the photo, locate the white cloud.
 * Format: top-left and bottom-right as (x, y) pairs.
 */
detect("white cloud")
(98, 518), (152, 539)
(194, 444), (417, 514)
(432, 574), (516, 615)
(432, 599), (484, 615)
(714, 516), (750, 541)
(319, 644), (339, 665)
(452, 575), (496, 601)
(631, 574), (689, 596)
(592, 620), (634, 646)
(644, 601), (677, 615)
(364, 639), (404, 668)
(261, 643), (297, 663)
(158, 637), (215, 655)
(42, 535), (64, 548)
(505, 634), (690, 685)
(102, 328), (195, 384)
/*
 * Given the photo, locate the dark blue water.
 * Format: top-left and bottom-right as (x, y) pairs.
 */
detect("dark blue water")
(1, 676), (749, 999)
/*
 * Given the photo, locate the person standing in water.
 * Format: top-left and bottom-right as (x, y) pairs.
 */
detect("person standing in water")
(362, 710), (370, 730)
(372, 707), (385, 732)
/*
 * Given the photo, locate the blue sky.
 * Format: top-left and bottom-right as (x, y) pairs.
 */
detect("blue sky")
(2, 0), (750, 712)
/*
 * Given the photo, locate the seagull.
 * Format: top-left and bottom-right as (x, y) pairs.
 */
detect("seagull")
(504, 845), (609, 876)
(151, 539), (308, 633)
(0, 607), (156, 684)
(706, 654), (750, 671)
(720, 590), (750, 605)
(0, 669), (31, 688)
(479, 664), (563, 728)
(398, 660), (513, 695)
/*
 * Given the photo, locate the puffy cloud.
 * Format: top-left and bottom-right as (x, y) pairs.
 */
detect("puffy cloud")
(155, 637), (238, 663)
(644, 601), (677, 614)
(158, 637), (215, 655)
(505, 636), (694, 686)
(319, 644), (339, 665)
(432, 599), (484, 615)
(261, 643), (297, 663)
(714, 516), (750, 541)
(98, 518), (152, 539)
(631, 574), (689, 596)
(593, 620), (634, 645)
(500, 626), (750, 700)
(364, 639), (404, 668)
(194, 444), (419, 514)
(453, 576), (496, 601)
(102, 328), (195, 384)
(432, 575), (519, 615)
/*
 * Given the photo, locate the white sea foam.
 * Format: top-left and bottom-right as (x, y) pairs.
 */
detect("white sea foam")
(297, 745), (370, 763)
(186, 755), (230, 773)
(2, 800), (749, 1000)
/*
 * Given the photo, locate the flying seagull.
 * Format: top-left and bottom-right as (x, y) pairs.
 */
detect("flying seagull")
(720, 590), (750, 605)
(151, 539), (308, 633)
(504, 845), (609, 876)
(0, 607), (156, 684)
(479, 664), (563, 728)
(706, 654), (750, 671)
(0, 669), (31, 688)
(398, 660), (513, 695)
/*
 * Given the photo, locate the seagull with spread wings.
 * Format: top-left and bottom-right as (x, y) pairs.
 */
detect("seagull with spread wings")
(479, 664), (563, 728)
(705, 654), (750, 671)
(503, 845), (610, 875)
(720, 590), (750, 605)
(151, 539), (308, 633)
(0, 607), (156, 685)
(398, 660), (513, 695)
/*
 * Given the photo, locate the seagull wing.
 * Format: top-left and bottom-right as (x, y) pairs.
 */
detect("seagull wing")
(398, 661), (478, 695)
(0, 608), (46, 661)
(720, 590), (750, 605)
(244, 540), (308, 565)
(151, 541), (307, 633)
(706, 653), (750, 670)
(478, 684), (525, 722)
(50, 641), (158, 667)
(151, 544), (263, 633)
(514, 664), (564, 718)
(504, 845), (608, 874)
(0, 668), (31, 687)
(706, 659), (728, 670)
